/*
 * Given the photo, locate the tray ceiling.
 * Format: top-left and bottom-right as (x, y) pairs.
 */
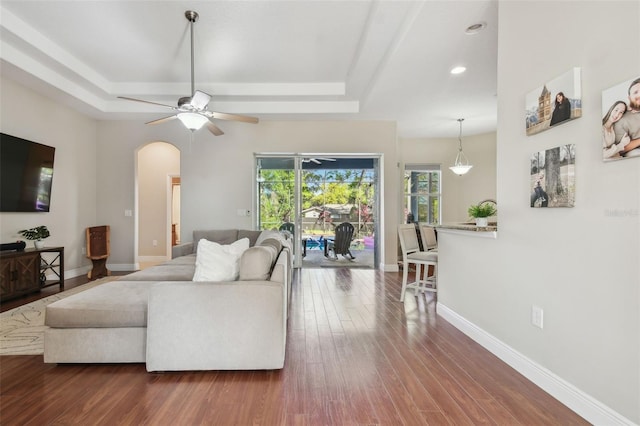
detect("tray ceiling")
(0, 1), (498, 138)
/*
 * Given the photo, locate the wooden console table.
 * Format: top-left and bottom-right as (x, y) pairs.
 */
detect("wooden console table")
(0, 246), (64, 301)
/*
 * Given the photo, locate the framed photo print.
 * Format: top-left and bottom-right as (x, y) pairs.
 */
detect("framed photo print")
(530, 144), (575, 208)
(601, 76), (640, 161)
(525, 68), (582, 136)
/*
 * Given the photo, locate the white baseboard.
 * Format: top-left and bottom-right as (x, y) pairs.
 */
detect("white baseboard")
(107, 263), (138, 272)
(437, 303), (635, 426)
(52, 266), (90, 280)
(137, 256), (169, 263)
(61, 264), (137, 277)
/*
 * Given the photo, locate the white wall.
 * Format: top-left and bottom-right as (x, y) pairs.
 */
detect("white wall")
(400, 132), (497, 223)
(0, 77), (98, 277)
(95, 121), (187, 269)
(437, 1), (639, 423)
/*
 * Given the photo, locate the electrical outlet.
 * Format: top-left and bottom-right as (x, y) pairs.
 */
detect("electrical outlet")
(531, 305), (544, 329)
(152, 240), (158, 247)
(81, 247), (86, 255)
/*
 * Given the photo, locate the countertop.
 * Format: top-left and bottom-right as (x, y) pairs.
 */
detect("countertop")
(437, 222), (497, 232)
(435, 223), (498, 239)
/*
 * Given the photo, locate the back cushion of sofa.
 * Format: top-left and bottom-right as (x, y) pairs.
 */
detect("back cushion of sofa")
(239, 246), (277, 281)
(256, 230), (292, 250)
(258, 237), (283, 254)
(238, 229), (262, 246)
(193, 229), (238, 246)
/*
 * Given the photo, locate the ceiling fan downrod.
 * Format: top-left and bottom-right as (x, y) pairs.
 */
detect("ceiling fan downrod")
(185, 10), (199, 96)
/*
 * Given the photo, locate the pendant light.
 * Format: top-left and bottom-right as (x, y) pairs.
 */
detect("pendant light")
(449, 118), (473, 175)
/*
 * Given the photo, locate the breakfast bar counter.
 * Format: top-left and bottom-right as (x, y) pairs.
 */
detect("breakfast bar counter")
(436, 223), (497, 239)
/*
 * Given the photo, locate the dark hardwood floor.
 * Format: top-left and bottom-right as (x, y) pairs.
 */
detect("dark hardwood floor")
(0, 268), (587, 425)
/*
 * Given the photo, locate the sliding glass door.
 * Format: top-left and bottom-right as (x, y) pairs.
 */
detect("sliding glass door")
(256, 154), (380, 269)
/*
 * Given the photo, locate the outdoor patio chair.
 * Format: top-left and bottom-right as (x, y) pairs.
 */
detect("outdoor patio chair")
(279, 222), (305, 257)
(326, 222), (355, 260)
(279, 222), (295, 234)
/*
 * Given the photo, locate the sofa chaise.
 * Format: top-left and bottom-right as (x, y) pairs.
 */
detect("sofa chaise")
(43, 229), (292, 371)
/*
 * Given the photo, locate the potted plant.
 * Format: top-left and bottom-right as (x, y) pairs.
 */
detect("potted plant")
(468, 202), (497, 227)
(18, 225), (50, 249)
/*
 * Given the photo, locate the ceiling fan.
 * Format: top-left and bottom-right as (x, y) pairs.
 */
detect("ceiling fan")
(118, 10), (258, 136)
(302, 157), (336, 164)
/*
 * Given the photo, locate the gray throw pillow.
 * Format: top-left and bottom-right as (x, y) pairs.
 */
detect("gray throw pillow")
(258, 238), (283, 254)
(239, 246), (277, 281)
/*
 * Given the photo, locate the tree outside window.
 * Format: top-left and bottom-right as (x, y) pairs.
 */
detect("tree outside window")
(403, 165), (440, 224)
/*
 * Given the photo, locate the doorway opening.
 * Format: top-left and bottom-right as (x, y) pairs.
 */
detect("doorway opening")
(135, 142), (180, 270)
(255, 154), (380, 269)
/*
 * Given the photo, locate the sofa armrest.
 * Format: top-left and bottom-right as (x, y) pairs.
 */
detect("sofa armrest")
(172, 242), (193, 258)
(146, 280), (286, 372)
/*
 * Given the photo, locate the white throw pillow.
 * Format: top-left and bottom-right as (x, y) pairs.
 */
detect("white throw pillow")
(193, 238), (250, 282)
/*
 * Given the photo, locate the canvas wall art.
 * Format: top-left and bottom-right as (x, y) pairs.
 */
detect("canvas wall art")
(530, 144), (575, 208)
(601, 76), (640, 161)
(525, 68), (582, 136)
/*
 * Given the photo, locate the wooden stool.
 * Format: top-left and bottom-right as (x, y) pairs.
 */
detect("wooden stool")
(86, 225), (111, 280)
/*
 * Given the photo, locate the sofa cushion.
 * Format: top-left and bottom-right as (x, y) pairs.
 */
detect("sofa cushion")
(45, 281), (153, 328)
(237, 230), (262, 246)
(239, 246), (277, 281)
(193, 229), (238, 246)
(163, 254), (196, 265)
(258, 237), (283, 254)
(256, 230), (287, 246)
(125, 264), (195, 281)
(256, 231), (293, 257)
(193, 238), (250, 282)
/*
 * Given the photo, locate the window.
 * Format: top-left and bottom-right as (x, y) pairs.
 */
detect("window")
(403, 164), (440, 224)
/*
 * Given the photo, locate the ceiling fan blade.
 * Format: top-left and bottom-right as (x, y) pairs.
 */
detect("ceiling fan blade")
(311, 159), (321, 164)
(207, 121), (224, 136)
(318, 158), (336, 161)
(191, 90), (212, 110)
(146, 115), (178, 125)
(210, 111), (259, 124)
(118, 96), (176, 109)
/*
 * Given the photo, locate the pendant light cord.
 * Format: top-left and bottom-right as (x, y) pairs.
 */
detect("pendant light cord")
(457, 118), (464, 152)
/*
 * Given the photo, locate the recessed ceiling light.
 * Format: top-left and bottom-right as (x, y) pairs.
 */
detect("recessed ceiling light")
(451, 66), (466, 75)
(466, 22), (487, 35)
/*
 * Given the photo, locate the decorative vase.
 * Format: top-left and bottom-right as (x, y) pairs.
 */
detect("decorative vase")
(34, 240), (44, 249)
(475, 217), (488, 227)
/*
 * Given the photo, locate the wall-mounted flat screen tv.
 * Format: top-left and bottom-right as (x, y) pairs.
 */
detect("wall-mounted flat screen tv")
(0, 133), (56, 212)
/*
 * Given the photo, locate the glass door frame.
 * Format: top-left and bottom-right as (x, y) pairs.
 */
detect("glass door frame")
(254, 153), (381, 269)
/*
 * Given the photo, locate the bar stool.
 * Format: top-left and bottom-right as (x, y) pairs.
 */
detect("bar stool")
(398, 224), (437, 302)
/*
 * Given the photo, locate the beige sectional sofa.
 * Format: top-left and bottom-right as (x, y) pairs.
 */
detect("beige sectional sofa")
(43, 229), (292, 371)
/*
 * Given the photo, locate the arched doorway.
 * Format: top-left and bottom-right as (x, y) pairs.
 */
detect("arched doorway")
(135, 142), (180, 269)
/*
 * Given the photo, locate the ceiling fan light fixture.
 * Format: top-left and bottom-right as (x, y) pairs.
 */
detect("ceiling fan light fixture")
(449, 118), (473, 175)
(177, 112), (209, 131)
(116, 9), (258, 137)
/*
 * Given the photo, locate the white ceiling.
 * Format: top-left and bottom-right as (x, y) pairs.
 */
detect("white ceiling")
(0, 0), (498, 138)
